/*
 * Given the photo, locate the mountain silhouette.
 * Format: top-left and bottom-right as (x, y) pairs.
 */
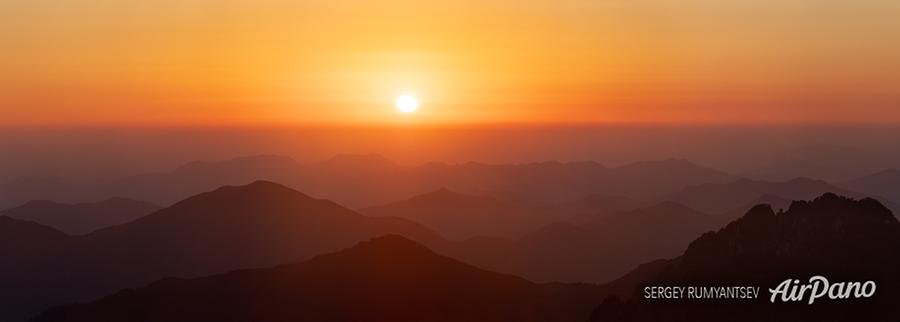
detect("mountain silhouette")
(95, 155), (734, 209)
(583, 201), (722, 257)
(0, 216), (67, 271)
(539, 193), (645, 223)
(0, 176), (99, 210)
(452, 201), (721, 283)
(744, 159), (855, 183)
(32, 235), (604, 322)
(589, 193), (900, 322)
(842, 169), (900, 205)
(0, 217), (69, 321)
(719, 193), (792, 221)
(745, 144), (885, 183)
(609, 159), (735, 197)
(662, 177), (863, 214)
(0, 181), (446, 322)
(76, 181), (446, 277)
(0, 198), (160, 235)
(0, 180), (740, 321)
(361, 188), (551, 240)
(106, 155), (302, 206)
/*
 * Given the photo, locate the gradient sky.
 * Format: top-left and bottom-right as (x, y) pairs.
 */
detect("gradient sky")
(2, 0), (899, 126)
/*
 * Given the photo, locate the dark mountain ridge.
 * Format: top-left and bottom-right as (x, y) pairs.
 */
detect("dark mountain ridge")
(0, 198), (160, 235)
(0, 181), (446, 322)
(32, 235), (604, 322)
(589, 193), (900, 322)
(0, 216), (68, 270)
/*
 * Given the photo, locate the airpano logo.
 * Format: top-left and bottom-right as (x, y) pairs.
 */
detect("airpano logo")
(769, 276), (876, 304)
(643, 276), (877, 304)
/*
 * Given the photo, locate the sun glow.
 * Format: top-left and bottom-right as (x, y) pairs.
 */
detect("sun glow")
(396, 95), (419, 113)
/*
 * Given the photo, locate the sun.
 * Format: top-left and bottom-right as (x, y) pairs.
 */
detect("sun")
(395, 94), (418, 113)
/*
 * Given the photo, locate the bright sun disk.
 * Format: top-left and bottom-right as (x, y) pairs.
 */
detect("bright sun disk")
(396, 94), (418, 113)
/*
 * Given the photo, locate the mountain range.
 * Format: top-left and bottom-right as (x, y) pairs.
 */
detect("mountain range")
(842, 169), (900, 207)
(662, 177), (864, 214)
(26, 193), (900, 322)
(470, 200), (723, 283)
(2, 151), (898, 322)
(589, 193), (900, 321)
(6, 154), (737, 209)
(31, 235), (605, 322)
(740, 144), (888, 183)
(356, 185), (728, 283)
(0, 180), (744, 321)
(6, 153), (900, 220)
(0, 198), (160, 235)
(360, 188), (553, 240)
(0, 181), (446, 321)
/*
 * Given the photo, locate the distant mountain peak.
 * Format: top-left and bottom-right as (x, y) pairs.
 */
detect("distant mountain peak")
(20, 199), (60, 207)
(430, 186), (455, 194)
(342, 234), (436, 257)
(384, 188), (507, 208)
(742, 203), (777, 220)
(221, 180), (303, 193)
(160, 180), (322, 214)
(292, 235), (443, 268)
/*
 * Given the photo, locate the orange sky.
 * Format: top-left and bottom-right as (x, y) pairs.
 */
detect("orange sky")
(1, 0), (899, 126)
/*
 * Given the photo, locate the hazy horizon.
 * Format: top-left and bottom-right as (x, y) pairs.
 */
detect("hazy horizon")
(2, 124), (900, 184)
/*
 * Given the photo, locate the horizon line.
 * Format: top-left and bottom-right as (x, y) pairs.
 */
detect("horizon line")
(5, 120), (900, 130)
